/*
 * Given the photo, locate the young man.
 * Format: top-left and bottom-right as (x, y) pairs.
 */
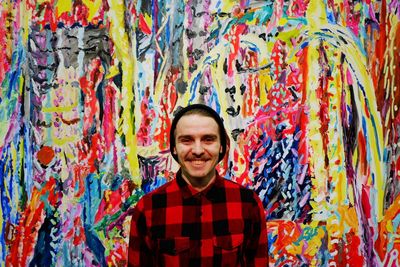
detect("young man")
(128, 104), (268, 267)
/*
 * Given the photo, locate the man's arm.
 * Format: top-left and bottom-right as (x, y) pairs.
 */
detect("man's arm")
(245, 192), (268, 267)
(128, 199), (154, 267)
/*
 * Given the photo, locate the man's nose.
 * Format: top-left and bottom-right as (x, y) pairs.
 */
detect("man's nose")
(192, 141), (204, 155)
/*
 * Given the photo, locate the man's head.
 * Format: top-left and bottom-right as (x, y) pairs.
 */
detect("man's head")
(169, 104), (228, 185)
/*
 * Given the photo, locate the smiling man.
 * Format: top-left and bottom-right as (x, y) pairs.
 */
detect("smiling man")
(129, 104), (268, 267)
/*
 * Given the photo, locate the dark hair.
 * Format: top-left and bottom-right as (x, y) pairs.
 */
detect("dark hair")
(169, 104), (228, 162)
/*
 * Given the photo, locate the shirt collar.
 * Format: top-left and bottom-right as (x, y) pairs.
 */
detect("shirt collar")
(176, 169), (223, 200)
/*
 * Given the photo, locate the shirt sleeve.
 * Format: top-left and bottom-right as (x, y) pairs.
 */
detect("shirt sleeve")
(245, 191), (268, 267)
(128, 198), (154, 267)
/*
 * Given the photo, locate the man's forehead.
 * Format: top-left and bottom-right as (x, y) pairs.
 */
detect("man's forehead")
(176, 114), (219, 127)
(175, 115), (220, 135)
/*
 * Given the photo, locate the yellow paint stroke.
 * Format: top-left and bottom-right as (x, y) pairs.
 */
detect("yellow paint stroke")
(51, 135), (81, 146)
(142, 12), (153, 31)
(107, 0), (140, 185)
(337, 38), (384, 221)
(258, 62), (272, 106)
(105, 64), (120, 79)
(306, 0), (328, 27)
(327, 53), (348, 210)
(304, 227), (326, 257)
(82, 0), (102, 22)
(55, 0), (72, 16)
(19, 1), (31, 45)
(41, 105), (77, 113)
(306, 39), (329, 220)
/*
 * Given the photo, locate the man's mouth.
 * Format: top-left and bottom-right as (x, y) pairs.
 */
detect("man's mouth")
(187, 159), (209, 165)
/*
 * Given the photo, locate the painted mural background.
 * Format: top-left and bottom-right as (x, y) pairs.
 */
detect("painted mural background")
(1, 0), (399, 266)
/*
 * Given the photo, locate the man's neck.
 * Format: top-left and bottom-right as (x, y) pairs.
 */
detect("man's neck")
(181, 173), (216, 192)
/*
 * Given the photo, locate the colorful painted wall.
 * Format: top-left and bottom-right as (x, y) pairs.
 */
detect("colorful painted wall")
(1, 0), (399, 266)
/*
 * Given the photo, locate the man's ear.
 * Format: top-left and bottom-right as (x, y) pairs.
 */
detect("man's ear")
(225, 133), (230, 153)
(173, 147), (177, 154)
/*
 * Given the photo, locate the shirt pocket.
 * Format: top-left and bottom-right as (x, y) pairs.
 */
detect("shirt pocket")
(157, 237), (190, 267)
(213, 234), (244, 266)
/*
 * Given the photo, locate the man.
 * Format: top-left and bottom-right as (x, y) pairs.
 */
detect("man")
(128, 104), (268, 266)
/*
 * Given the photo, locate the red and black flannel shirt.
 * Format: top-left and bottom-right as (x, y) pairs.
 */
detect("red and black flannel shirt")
(128, 170), (268, 267)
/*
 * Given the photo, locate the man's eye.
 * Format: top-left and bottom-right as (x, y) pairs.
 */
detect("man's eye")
(203, 137), (216, 142)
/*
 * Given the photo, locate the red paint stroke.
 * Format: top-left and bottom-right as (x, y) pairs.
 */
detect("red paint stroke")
(361, 185), (372, 219)
(328, 219), (364, 265)
(154, 68), (178, 150)
(343, 0), (361, 36)
(94, 180), (132, 224)
(375, 194), (400, 262)
(372, 0), (388, 102)
(72, 0), (89, 26)
(36, 1), (58, 31)
(72, 164), (87, 199)
(79, 58), (103, 137)
(232, 6), (245, 18)
(64, 215), (86, 246)
(289, 0), (310, 17)
(137, 88), (156, 146)
(103, 83), (116, 153)
(106, 243), (126, 266)
(226, 24), (247, 77)
(242, 50), (260, 117)
(0, 7), (11, 84)
(139, 14), (151, 35)
(357, 131), (368, 176)
(297, 46), (310, 165)
(342, 229), (364, 265)
(234, 125), (259, 186)
(6, 178), (60, 266)
(267, 220), (302, 265)
(77, 132), (104, 176)
(37, 145), (55, 166)
(370, 0), (387, 88)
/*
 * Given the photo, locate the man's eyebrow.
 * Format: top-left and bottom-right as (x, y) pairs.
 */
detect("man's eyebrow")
(202, 134), (218, 139)
(177, 134), (218, 139)
(177, 135), (193, 139)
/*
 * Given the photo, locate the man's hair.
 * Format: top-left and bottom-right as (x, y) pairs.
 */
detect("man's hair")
(169, 104), (228, 162)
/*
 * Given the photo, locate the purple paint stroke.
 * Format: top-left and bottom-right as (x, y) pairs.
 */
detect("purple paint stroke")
(4, 100), (21, 146)
(299, 191), (310, 207)
(202, 0), (212, 29)
(297, 163), (308, 185)
(389, 0), (400, 19)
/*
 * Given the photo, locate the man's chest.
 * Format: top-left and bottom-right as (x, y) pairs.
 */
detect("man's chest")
(145, 195), (253, 239)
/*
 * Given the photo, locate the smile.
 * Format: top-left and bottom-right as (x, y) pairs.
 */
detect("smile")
(188, 159), (209, 165)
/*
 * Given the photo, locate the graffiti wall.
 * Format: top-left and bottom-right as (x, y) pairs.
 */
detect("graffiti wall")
(1, 0), (399, 266)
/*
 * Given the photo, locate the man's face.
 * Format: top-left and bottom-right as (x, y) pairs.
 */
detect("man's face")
(174, 114), (222, 185)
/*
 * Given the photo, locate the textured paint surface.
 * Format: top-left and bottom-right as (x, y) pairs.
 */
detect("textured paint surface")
(0, 0), (400, 266)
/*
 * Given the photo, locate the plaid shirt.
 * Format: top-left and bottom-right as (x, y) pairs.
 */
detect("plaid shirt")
(128, 170), (268, 267)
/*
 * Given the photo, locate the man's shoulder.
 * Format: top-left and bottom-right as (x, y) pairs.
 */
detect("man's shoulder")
(220, 177), (259, 201)
(221, 176), (251, 190)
